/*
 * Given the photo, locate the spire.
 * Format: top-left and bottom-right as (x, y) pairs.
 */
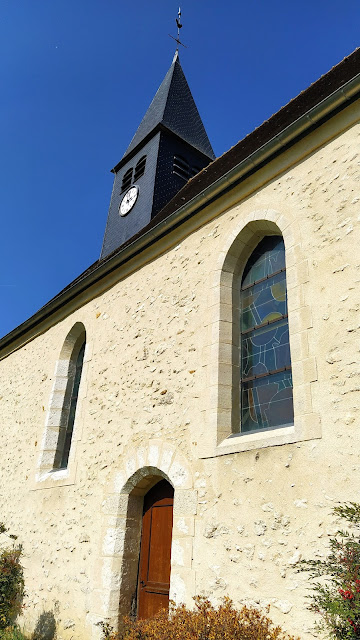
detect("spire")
(122, 54), (215, 162)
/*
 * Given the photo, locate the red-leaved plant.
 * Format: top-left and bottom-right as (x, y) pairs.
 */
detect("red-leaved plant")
(0, 523), (24, 630)
(300, 502), (360, 639)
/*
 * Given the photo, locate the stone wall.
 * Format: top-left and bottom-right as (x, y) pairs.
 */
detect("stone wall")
(0, 103), (359, 640)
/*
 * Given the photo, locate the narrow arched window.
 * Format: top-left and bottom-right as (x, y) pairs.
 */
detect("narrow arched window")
(52, 331), (86, 470)
(240, 236), (293, 432)
(134, 155), (146, 182)
(38, 323), (86, 478)
(121, 167), (133, 192)
(58, 340), (85, 469)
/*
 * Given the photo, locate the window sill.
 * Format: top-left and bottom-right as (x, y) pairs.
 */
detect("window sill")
(198, 414), (321, 458)
(217, 424), (296, 455)
(31, 462), (77, 490)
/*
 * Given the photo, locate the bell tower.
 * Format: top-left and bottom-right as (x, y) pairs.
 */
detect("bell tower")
(100, 51), (215, 259)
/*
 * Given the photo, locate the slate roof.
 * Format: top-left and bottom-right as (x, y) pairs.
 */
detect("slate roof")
(150, 48), (360, 227)
(120, 51), (215, 164)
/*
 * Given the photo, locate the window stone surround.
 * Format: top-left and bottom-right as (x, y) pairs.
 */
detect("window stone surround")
(199, 209), (321, 458)
(33, 322), (89, 489)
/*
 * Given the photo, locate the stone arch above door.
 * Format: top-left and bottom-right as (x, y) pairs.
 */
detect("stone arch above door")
(87, 440), (196, 639)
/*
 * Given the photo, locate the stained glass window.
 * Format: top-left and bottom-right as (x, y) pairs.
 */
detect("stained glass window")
(240, 236), (293, 433)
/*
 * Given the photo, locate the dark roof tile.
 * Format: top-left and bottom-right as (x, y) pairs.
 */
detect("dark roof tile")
(121, 51), (215, 163)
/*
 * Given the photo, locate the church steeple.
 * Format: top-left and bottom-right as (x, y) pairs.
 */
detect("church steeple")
(101, 54), (214, 260)
(120, 52), (215, 164)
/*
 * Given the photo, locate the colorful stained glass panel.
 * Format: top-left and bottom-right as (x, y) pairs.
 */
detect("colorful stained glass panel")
(241, 319), (291, 380)
(241, 371), (294, 432)
(241, 271), (287, 331)
(240, 236), (293, 433)
(242, 236), (285, 288)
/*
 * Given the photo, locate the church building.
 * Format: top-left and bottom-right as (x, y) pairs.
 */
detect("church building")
(0, 47), (359, 640)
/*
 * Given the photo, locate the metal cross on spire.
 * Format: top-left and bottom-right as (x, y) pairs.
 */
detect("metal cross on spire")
(168, 7), (187, 51)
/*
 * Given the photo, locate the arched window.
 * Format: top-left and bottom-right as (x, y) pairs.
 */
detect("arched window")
(38, 324), (86, 478)
(57, 339), (85, 469)
(240, 236), (293, 432)
(134, 155), (146, 182)
(121, 167), (133, 193)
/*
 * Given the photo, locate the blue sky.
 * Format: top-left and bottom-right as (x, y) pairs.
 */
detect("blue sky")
(1, 0), (359, 338)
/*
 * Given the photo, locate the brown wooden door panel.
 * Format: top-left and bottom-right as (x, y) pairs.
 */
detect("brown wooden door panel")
(137, 480), (174, 619)
(147, 505), (173, 584)
(138, 591), (169, 620)
(140, 584), (169, 594)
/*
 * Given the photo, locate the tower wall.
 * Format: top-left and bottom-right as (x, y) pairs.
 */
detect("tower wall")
(100, 134), (160, 259)
(152, 133), (212, 218)
(100, 53), (214, 260)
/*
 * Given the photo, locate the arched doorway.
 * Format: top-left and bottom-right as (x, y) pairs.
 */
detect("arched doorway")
(137, 479), (174, 619)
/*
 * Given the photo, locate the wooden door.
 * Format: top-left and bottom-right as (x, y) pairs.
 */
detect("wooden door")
(137, 479), (174, 619)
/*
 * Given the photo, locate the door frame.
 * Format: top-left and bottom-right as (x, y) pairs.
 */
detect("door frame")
(91, 442), (196, 640)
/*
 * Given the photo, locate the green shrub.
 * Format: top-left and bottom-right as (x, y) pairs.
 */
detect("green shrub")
(0, 626), (27, 640)
(100, 596), (297, 640)
(0, 523), (24, 630)
(301, 502), (360, 639)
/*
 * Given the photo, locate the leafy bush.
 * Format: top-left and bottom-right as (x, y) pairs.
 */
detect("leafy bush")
(0, 626), (27, 640)
(301, 502), (360, 639)
(100, 596), (297, 640)
(0, 523), (24, 630)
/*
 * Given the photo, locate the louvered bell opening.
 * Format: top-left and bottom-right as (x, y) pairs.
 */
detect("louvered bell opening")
(191, 165), (201, 178)
(173, 155), (190, 181)
(134, 155), (146, 182)
(121, 168), (133, 192)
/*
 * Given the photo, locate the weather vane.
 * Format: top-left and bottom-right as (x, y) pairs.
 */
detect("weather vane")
(169, 7), (187, 50)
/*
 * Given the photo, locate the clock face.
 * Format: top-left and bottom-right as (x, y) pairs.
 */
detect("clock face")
(119, 185), (139, 216)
